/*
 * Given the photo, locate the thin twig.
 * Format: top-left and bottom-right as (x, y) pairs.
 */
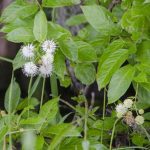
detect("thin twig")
(108, 0), (122, 12)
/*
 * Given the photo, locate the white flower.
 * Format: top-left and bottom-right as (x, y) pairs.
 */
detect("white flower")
(138, 109), (144, 115)
(41, 53), (54, 66)
(116, 104), (128, 118)
(39, 64), (53, 77)
(123, 99), (133, 108)
(42, 40), (56, 54)
(23, 62), (38, 77)
(135, 115), (144, 125)
(21, 44), (35, 59)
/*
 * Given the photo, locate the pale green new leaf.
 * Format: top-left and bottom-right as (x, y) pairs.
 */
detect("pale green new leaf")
(81, 5), (120, 35)
(33, 10), (47, 42)
(1, 2), (38, 23)
(97, 49), (128, 90)
(42, 0), (80, 7)
(108, 65), (135, 104)
(7, 27), (35, 43)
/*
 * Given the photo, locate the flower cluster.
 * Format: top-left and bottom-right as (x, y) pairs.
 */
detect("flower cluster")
(116, 98), (145, 126)
(21, 40), (56, 77)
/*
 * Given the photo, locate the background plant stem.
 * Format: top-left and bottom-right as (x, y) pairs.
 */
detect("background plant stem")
(27, 77), (33, 117)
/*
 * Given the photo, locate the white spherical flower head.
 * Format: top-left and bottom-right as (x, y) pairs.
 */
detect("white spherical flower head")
(21, 44), (35, 59)
(123, 99), (133, 108)
(116, 104), (128, 117)
(41, 53), (54, 66)
(39, 64), (53, 77)
(23, 62), (38, 77)
(42, 40), (56, 54)
(135, 115), (144, 125)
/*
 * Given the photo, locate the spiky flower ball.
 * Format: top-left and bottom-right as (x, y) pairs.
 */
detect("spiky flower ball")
(42, 40), (56, 54)
(116, 104), (128, 118)
(23, 62), (38, 77)
(21, 44), (35, 59)
(39, 64), (53, 77)
(41, 53), (54, 66)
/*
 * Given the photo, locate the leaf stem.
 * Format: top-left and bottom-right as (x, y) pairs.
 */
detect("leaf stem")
(27, 77), (33, 117)
(0, 56), (13, 63)
(8, 72), (14, 150)
(109, 118), (120, 150)
(40, 77), (46, 109)
(50, 74), (58, 98)
(101, 87), (106, 143)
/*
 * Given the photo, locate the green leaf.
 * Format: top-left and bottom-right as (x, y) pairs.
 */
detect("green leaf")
(47, 22), (71, 40)
(43, 123), (80, 137)
(76, 41), (97, 62)
(81, 5), (120, 35)
(0, 126), (8, 143)
(48, 124), (80, 150)
(97, 49), (128, 89)
(59, 39), (78, 61)
(135, 83), (150, 109)
(133, 72), (148, 83)
(29, 76), (42, 97)
(20, 117), (43, 125)
(42, 0), (81, 7)
(66, 14), (86, 26)
(35, 136), (44, 150)
(17, 97), (39, 111)
(108, 65), (135, 104)
(13, 50), (27, 70)
(6, 27), (35, 43)
(0, 18), (34, 33)
(53, 50), (66, 80)
(4, 80), (21, 113)
(98, 39), (125, 69)
(75, 63), (96, 85)
(1, 2), (38, 23)
(39, 98), (59, 122)
(132, 133), (147, 146)
(33, 10), (47, 42)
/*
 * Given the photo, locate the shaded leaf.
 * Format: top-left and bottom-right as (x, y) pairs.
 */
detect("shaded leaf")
(75, 63), (96, 85)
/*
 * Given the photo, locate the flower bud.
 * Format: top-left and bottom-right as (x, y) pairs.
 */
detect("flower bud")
(135, 115), (144, 125)
(138, 109), (144, 115)
(123, 99), (133, 108)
